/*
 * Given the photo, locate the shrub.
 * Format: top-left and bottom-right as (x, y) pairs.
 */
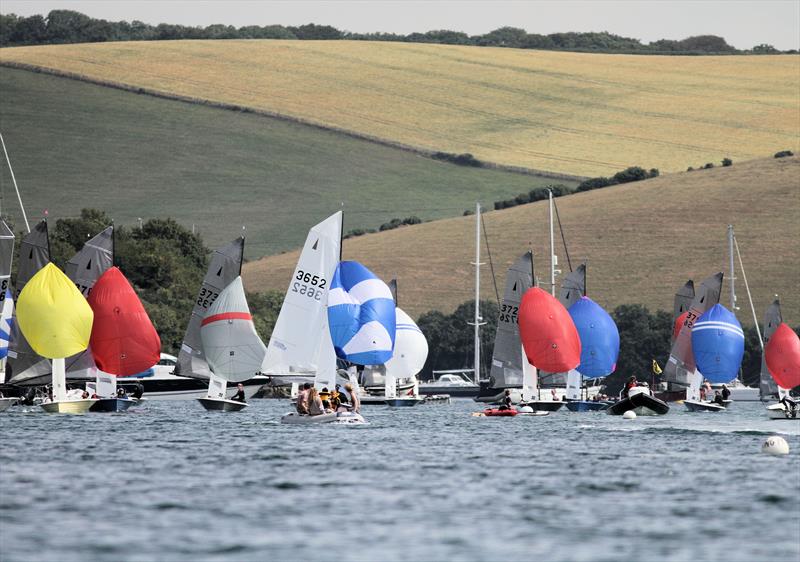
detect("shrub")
(774, 150), (794, 158)
(687, 166), (694, 171)
(649, 168), (660, 177)
(432, 152), (483, 167)
(704, 162), (715, 169)
(722, 158), (733, 167)
(612, 166), (649, 184)
(577, 176), (614, 192)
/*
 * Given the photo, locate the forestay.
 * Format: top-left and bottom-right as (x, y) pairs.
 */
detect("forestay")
(759, 299), (782, 401)
(201, 276), (266, 382)
(178, 237), (244, 380)
(663, 272), (723, 385)
(7, 220), (51, 385)
(262, 211), (341, 382)
(488, 251), (533, 389)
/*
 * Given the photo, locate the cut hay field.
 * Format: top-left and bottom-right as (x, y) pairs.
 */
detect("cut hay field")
(1, 40), (797, 177)
(243, 156), (800, 324)
(0, 68), (563, 258)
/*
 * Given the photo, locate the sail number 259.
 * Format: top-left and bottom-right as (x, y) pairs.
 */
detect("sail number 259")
(293, 270), (327, 301)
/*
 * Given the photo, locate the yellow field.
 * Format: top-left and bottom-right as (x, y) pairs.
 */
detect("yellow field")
(243, 156), (800, 324)
(1, 40), (797, 176)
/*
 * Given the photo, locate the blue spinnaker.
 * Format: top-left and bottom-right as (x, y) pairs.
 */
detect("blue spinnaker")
(568, 296), (619, 378)
(691, 304), (744, 383)
(327, 261), (396, 365)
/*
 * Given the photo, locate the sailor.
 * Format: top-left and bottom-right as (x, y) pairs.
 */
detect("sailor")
(330, 388), (341, 410)
(721, 384), (731, 401)
(307, 387), (325, 415)
(622, 376), (637, 398)
(551, 389), (558, 401)
(230, 383), (246, 403)
(296, 383), (311, 414)
(345, 383), (360, 413)
(499, 389), (513, 410)
(132, 383), (144, 400)
(117, 387), (128, 399)
(713, 391), (725, 406)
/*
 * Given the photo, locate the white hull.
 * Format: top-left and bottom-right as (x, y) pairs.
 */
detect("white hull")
(766, 402), (800, 420)
(684, 399), (726, 413)
(280, 411), (367, 425)
(40, 399), (97, 414)
(0, 397), (17, 412)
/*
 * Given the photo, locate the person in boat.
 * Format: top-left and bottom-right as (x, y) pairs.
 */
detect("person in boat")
(330, 388), (341, 410)
(81, 390), (90, 399)
(117, 387), (128, 399)
(296, 383), (311, 414)
(713, 391), (725, 406)
(622, 376), (637, 398)
(132, 383), (144, 400)
(721, 384), (731, 401)
(230, 383), (246, 403)
(499, 389), (513, 411)
(702, 379), (713, 400)
(345, 383), (360, 413)
(699, 386), (707, 401)
(550, 389), (559, 401)
(307, 387), (325, 416)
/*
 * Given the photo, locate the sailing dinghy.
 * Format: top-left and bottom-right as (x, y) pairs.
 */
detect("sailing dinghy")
(0, 220), (16, 412)
(17, 263), (96, 413)
(761, 301), (800, 420)
(198, 277), (266, 411)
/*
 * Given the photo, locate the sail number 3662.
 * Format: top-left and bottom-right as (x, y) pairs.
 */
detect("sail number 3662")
(293, 270), (327, 301)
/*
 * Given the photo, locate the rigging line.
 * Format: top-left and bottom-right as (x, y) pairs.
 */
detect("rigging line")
(481, 217), (500, 305)
(551, 195), (572, 273)
(733, 234), (763, 350)
(0, 132), (30, 233)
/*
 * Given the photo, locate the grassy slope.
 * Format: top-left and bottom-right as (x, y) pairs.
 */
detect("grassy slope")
(1, 40), (797, 176)
(0, 68), (565, 258)
(243, 156), (800, 324)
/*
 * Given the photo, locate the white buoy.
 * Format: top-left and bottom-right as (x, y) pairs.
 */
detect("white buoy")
(762, 436), (790, 456)
(622, 410), (637, 420)
(518, 406), (533, 413)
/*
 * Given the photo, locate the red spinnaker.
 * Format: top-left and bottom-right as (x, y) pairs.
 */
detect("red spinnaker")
(673, 311), (688, 341)
(765, 323), (800, 389)
(87, 267), (161, 376)
(518, 287), (581, 373)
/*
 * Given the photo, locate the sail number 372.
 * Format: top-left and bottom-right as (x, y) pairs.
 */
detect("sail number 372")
(498, 304), (518, 324)
(292, 270), (326, 301)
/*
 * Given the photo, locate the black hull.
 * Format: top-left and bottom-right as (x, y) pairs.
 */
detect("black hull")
(606, 393), (669, 416)
(519, 400), (564, 412)
(90, 398), (135, 412)
(419, 385), (479, 398)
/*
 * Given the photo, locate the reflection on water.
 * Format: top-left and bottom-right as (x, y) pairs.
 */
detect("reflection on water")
(1, 400), (798, 561)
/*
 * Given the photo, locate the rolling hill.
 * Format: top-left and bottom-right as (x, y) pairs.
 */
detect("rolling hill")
(0, 67), (564, 258)
(1, 40), (797, 177)
(243, 155), (800, 324)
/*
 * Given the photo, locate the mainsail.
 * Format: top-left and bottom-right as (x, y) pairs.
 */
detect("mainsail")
(178, 237), (244, 380)
(690, 304), (745, 384)
(7, 220), (51, 385)
(262, 211), (342, 383)
(663, 272), (723, 385)
(673, 280), (695, 332)
(200, 276), (266, 382)
(0, 220), (15, 381)
(88, 266), (161, 376)
(759, 299), (782, 401)
(488, 251), (533, 389)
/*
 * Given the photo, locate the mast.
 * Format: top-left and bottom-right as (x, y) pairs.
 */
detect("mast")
(727, 225), (736, 311)
(471, 203), (484, 385)
(548, 191), (555, 296)
(0, 132), (30, 233)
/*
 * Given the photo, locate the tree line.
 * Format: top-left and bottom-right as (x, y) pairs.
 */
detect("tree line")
(1, 10), (794, 54)
(21, 208), (795, 393)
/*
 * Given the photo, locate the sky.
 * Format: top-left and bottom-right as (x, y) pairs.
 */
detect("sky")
(2, 0), (799, 50)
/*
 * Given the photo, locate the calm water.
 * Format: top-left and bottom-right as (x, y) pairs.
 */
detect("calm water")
(1, 399), (798, 562)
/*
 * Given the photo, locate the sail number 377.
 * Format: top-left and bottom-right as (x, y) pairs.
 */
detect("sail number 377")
(292, 270), (327, 301)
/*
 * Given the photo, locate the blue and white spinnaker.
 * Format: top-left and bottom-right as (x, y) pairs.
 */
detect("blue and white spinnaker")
(690, 303), (744, 384)
(327, 261), (396, 365)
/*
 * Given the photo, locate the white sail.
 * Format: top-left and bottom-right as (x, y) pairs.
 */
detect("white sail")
(262, 212), (342, 381)
(521, 343), (537, 402)
(201, 277), (267, 383)
(384, 307), (428, 379)
(565, 369), (582, 401)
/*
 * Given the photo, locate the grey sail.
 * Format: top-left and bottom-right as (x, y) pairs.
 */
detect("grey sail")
(178, 237), (244, 380)
(64, 226), (114, 375)
(488, 251), (533, 389)
(673, 280), (695, 327)
(0, 219), (14, 289)
(759, 299), (782, 402)
(541, 263), (587, 386)
(7, 220), (51, 385)
(663, 272), (723, 385)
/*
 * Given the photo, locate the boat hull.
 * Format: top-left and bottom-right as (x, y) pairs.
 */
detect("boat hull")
(0, 397), (17, 412)
(117, 376), (265, 400)
(519, 400), (564, 412)
(280, 411), (367, 425)
(565, 400), (608, 412)
(482, 408), (517, 417)
(385, 398), (425, 407)
(197, 398), (248, 412)
(684, 399), (726, 412)
(40, 399), (97, 414)
(606, 393), (669, 416)
(419, 384), (479, 398)
(90, 398), (136, 412)
(766, 402), (800, 420)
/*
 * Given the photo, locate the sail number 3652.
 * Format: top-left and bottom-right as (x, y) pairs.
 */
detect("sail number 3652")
(293, 270), (326, 301)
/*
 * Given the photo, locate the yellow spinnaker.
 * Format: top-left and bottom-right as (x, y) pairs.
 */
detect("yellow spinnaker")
(17, 262), (94, 359)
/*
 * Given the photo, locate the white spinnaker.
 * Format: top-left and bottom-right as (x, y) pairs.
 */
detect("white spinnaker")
(385, 308), (428, 379)
(263, 212), (342, 379)
(201, 277), (267, 383)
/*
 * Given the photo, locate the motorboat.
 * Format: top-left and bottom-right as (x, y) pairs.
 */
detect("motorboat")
(606, 386), (669, 416)
(280, 410), (367, 425)
(684, 399), (726, 412)
(420, 371), (479, 397)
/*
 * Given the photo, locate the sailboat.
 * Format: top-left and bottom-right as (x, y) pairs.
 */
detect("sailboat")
(86, 266), (161, 412)
(197, 276), (266, 411)
(564, 295), (620, 412)
(761, 300), (800, 420)
(382, 285), (428, 407)
(0, 219), (16, 412)
(16, 263), (96, 413)
(682, 303), (744, 412)
(175, 236), (267, 401)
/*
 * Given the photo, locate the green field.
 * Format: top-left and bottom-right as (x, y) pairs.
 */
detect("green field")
(0, 68), (570, 258)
